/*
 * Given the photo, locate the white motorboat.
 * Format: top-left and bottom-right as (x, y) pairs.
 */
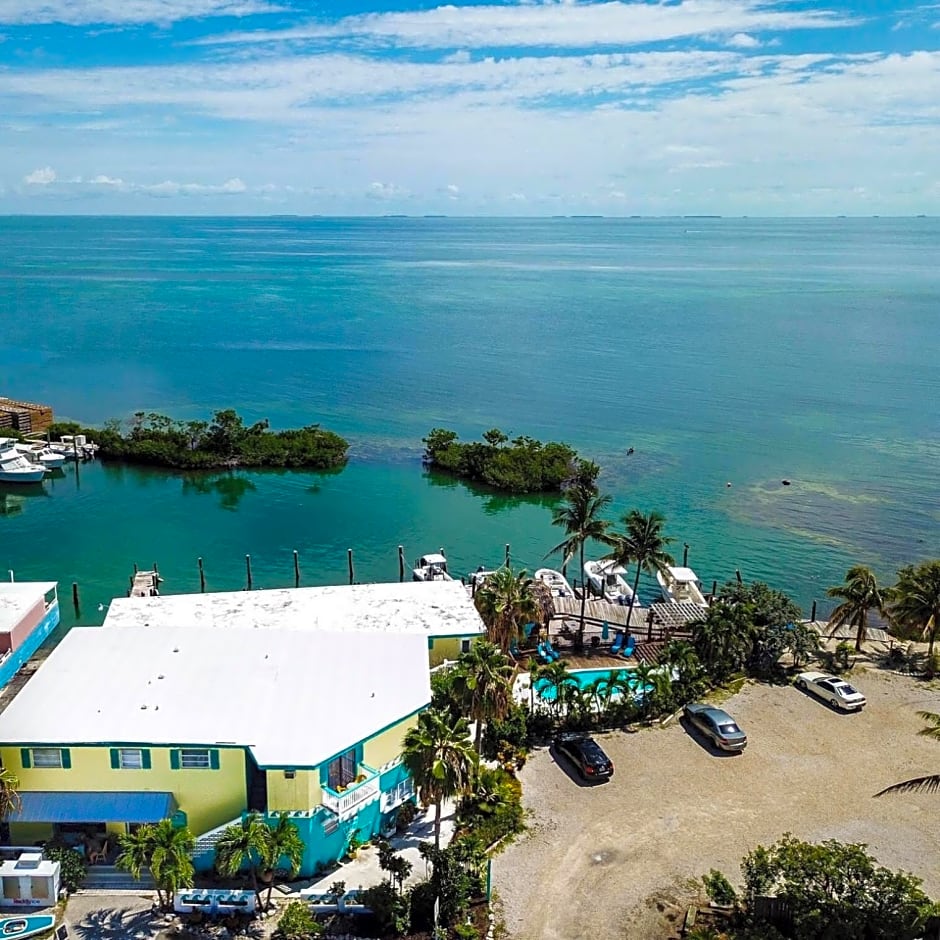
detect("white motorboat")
(534, 568), (574, 598)
(656, 565), (709, 607)
(0, 446), (47, 484)
(583, 560), (637, 606)
(413, 553), (453, 582)
(468, 567), (497, 591)
(8, 441), (66, 470)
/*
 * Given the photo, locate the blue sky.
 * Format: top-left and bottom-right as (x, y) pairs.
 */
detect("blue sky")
(1, 0), (938, 215)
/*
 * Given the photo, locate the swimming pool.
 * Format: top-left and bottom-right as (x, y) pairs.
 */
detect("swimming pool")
(533, 667), (643, 702)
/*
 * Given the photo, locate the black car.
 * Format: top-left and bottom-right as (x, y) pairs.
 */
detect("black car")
(552, 733), (614, 780)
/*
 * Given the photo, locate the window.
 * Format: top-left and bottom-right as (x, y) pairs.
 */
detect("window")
(460, 638), (472, 654)
(30, 748), (67, 769)
(169, 747), (219, 769)
(328, 748), (357, 789)
(180, 749), (211, 769)
(284, 770), (296, 780)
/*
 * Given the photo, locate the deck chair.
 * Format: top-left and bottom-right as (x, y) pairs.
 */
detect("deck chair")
(610, 631), (624, 655)
(621, 634), (637, 658)
(89, 837), (110, 865)
(544, 639), (561, 661)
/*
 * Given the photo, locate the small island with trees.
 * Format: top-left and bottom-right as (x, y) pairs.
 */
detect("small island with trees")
(50, 410), (349, 470)
(422, 427), (597, 494)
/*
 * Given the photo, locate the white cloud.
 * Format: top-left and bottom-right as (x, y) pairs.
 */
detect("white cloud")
(196, 0), (856, 49)
(0, 0), (283, 26)
(23, 165), (56, 184)
(726, 32), (761, 48)
(366, 181), (409, 200)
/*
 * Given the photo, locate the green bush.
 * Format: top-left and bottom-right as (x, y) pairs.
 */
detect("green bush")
(42, 843), (87, 893)
(702, 869), (737, 907)
(456, 767), (525, 850)
(422, 427), (593, 494)
(361, 881), (410, 937)
(481, 704), (530, 760)
(275, 900), (321, 939)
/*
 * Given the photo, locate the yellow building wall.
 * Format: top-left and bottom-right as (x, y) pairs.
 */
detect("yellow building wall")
(429, 635), (479, 667)
(0, 745), (248, 837)
(363, 713), (420, 769)
(266, 770), (322, 813)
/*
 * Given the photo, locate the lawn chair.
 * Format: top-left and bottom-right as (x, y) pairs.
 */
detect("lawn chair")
(88, 836), (110, 865)
(544, 639), (561, 661)
(621, 634), (637, 658)
(610, 631), (624, 655)
(537, 642), (552, 664)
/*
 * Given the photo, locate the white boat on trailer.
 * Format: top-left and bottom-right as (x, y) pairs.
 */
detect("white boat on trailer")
(413, 553), (453, 582)
(656, 565), (709, 607)
(583, 560), (637, 606)
(534, 568), (574, 598)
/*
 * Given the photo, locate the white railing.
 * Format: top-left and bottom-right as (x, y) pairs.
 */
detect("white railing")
(321, 767), (381, 819)
(380, 778), (415, 813)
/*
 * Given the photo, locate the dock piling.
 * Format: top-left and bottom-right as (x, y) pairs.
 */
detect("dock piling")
(72, 581), (80, 615)
(348, 549), (355, 585)
(245, 554), (253, 591)
(735, 569), (743, 584)
(133, 562), (139, 575)
(811, 600), (817, 621)
(198, 557), (206, 593)
(153, 561), (159, 578)
(293, 550), (300, 588)
(398, 546), (405, 583)
(505, 543), (511, 567)
(683, 543), (689, 567)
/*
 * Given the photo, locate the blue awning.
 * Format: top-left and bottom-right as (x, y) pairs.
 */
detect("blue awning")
(11, 791), (176, 824)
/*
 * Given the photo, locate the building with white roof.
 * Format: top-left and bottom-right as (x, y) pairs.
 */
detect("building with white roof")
(0, 580), (483, 877)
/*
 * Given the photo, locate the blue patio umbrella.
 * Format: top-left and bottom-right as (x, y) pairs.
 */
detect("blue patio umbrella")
(601, 620), (610, 641)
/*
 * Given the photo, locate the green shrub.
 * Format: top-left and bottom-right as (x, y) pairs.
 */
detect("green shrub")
(275, 900), (321, 939)
(361, 881), (409, 937)
(395, 800), (417, 833)
(456, 767), (525, 850)
(834, 641), (852, 673)
(42, 844), (87, 893)
(702, 868), (737, 907)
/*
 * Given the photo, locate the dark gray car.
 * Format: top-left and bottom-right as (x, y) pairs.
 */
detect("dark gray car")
(684, 703), (748, 751)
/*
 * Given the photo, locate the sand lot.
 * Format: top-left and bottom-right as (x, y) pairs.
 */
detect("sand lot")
(493, 668), (940, 940)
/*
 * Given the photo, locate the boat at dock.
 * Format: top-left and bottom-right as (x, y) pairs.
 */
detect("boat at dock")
(413, 553), (453, 582)
(583, 560), (637, 606)
(468, 567), (497, 590)
(0, 917), (56, 940)
(534, 568), (574, 598)
(0, 445), (47, 484)
(47, 434), (99, 461)
(656, 565), (709, 607)
(2, 440), (66, 470)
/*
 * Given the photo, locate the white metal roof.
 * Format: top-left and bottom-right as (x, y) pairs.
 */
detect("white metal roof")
(102, 580), (484, 639)
(0, 623), (431, 768)
(666, 566), (700, 582)
(0, 582), (57, 635)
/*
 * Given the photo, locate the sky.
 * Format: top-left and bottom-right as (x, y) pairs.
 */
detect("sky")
(1, 0), (938, 215)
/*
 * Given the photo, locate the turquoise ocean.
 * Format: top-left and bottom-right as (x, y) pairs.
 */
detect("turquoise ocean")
(0, 216), (937, 632)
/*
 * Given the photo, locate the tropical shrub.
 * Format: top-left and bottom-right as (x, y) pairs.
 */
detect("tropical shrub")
(456, 767), (525, 850)
(394, 800), (417, 833)
(275, 900), (321, 939)
(481, 703), (530, 761)
(42, 844), (87, 893)
(361, 881), (409, 937)
(702, 869), (737, 907)
(422, 427), (593, 493)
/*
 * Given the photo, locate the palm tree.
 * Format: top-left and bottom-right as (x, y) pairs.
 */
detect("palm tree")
(827, 565), (886, 652)
(402, 708), (478, 850)
(116, 819), (195, 910)
(0, 768), (20, 825)
(631, 662), (658, 721)
(260, 813), (304, 906)
(452, 641), (516, 752)
(888, 561), (940, 663)
(538, 659), (576, 718)
(548, 484), (613, 647)
(876, 711), (940, 796)
(606, 510), (675, 629)
(214, 812), (272, 905)
(525, 655), (542, 712)
(691, 602), (753, 683)
(473, 567), (539, 653)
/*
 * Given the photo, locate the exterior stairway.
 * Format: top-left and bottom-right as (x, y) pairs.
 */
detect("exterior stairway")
(82, 865), (155, 891)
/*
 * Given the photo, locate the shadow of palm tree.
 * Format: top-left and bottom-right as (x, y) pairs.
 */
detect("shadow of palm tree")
(73, 908), (159, 940)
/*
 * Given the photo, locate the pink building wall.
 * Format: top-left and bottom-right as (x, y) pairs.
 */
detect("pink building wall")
(0, 598), (44, 654)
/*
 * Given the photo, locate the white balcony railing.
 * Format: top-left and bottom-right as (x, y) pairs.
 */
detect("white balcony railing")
(321, 765), (381, 820)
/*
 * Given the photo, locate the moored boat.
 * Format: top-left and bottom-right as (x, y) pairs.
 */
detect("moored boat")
(0, 915), (56, 939)
(656, 565), (709, 607)
(583, 560), (637, 606)
(534, 568), (574, 598)
(0, 445), (46, 484)
(412, 553), (453, 582)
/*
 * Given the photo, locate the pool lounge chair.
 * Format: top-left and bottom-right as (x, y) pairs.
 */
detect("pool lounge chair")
(610, 632), (624, 655)
(621, 634), (637, 658)
(537, 642), (552, 663)
(544, 639), (561, 661)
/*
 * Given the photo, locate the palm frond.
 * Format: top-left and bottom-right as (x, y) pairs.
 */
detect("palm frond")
(875, 774), (940, 796)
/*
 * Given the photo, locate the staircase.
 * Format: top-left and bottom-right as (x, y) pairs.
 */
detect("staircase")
(82, 865), (155, 891)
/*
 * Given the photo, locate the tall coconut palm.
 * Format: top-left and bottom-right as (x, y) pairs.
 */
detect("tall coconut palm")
(876, 711), (940, 796)
(116, 819), (195, 909)
(606, 510), (675, 629)
(260, 813), (304, 906)
(214, 812), (271, 904)
(402, 708), (478, 850)
(538, 659), (576, 719)
(827, 565), (886, 652)
(474, 567), (539, 653)
(548, 484), (613, 648)
(452, 641), (516, 752)
(0, 768), (20, 825)
(888, 561), (940, 662)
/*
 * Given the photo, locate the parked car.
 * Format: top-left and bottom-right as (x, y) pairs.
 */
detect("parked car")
(683, 703), (748, 751)
(796, 671), (866, 711)
(552, 732), (614, 780)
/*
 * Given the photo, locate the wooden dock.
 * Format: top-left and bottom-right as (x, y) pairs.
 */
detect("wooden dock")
(129, 569), (161, 598)
(551, 595), (647, 628)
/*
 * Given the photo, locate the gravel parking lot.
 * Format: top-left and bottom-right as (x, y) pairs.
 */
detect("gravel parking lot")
(493, 668), (940, 940)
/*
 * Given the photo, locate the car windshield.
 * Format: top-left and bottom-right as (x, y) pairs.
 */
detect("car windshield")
(718, 723), (740, 734)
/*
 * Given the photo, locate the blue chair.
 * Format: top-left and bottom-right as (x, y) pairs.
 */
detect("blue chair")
(537, 642), (552, 663)
(610, 631), (624, 655)
(621, 634), (637, 658)
(544, 639), (561, 661)
(509, 638), (520, 658)
(523, 622), (536, 638)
